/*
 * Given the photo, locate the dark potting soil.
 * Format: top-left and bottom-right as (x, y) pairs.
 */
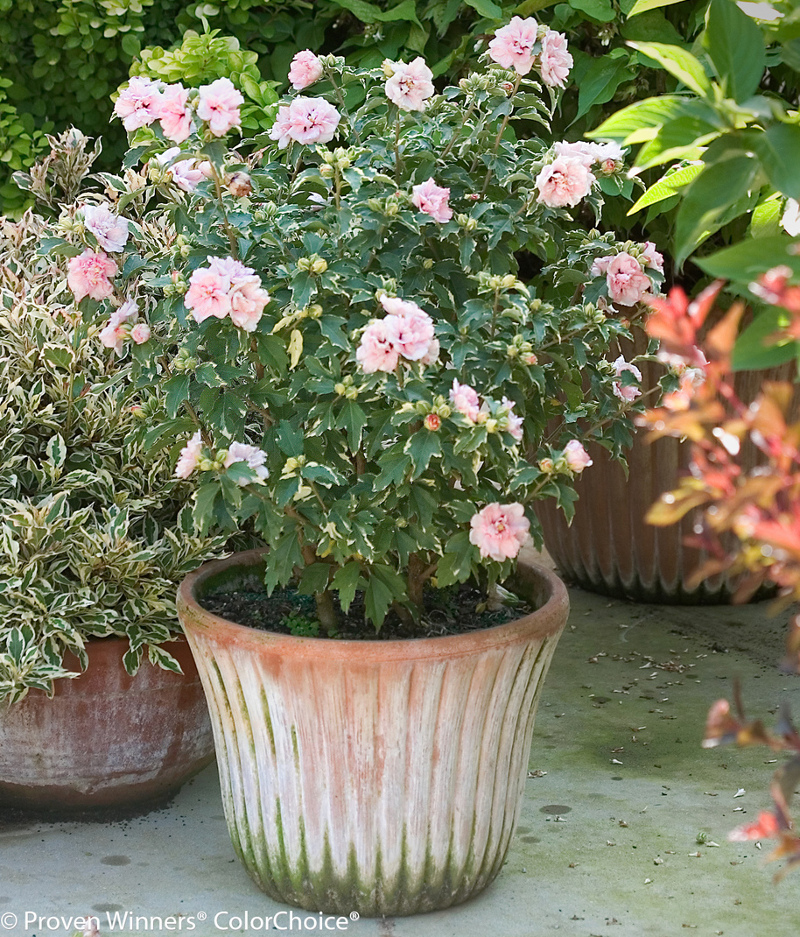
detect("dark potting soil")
(201, 582), (533, 641)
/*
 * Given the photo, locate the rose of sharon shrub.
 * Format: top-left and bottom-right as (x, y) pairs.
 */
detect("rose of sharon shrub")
(55, 24), (662, 633)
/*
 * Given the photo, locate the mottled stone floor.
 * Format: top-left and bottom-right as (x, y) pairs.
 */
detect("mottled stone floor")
(2, 581), (798, 937)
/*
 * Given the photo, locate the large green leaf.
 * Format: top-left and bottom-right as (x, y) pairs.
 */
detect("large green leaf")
(588, 95), (706, 144)
(732, 307), (798, 371)
(754, 123), (800, 201)
(331, 0), (422, 26)
(463, 0), (504, 17)
(627, 0), (685, 15)
(634, 115), (720, 170)
(575, 53), (633, 121)
(704, 0), (765, 103)
(569, 0), (616, 22)
(621, 9), (684, 45)
(673, 154), (759, 267)
(696, 236), (800, 280)
(627, 163), (704, 215)
(627, 41), (713, 97)
(330, 562), (364, 613)
(748, 196), (783, 238)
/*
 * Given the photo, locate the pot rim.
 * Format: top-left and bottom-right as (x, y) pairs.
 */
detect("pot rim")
(177, 549), (569, 662)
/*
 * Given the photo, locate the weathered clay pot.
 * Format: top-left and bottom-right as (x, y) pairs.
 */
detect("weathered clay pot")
(0, 637), (215, 814)
(178, 549), (569, 916)
(537, 331), (797, 603)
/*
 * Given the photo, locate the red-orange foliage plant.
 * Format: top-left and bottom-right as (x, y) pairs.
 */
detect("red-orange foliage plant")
(640, 275), (800, 874)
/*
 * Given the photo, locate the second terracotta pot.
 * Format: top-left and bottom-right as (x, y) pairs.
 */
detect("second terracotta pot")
(0, 637), (215, 814)
(537, 332), (797, 603)
(178, 550), (569, 916)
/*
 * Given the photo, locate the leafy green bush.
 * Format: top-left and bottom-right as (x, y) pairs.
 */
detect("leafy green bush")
(0, 133), (225, 704)
(588, 0), (800, 367)
(0, 0), (690, 217)
(54, 35), (667, 634)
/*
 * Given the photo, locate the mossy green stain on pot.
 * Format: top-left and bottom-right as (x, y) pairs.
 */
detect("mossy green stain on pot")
(178, 550), (569, 916)
(259, 686), (276, 759)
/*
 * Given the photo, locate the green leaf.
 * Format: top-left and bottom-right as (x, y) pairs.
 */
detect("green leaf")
(463, 0), (504, 17)
(435, 532), (476, 587)
(364, 565), (404, 627)
(122, 647), (143, 675)
(38, 237), (81, 258)
(123, 145), (151, 171)
(297, 563), (332, 596)
(405, 428), (441, 478)
(45, 433), (66, 469)
(673, 155), (759, 266)
(627, 41), (712, 97)
(627, 163), (703, 215)
(147, 645), (182, 674)
(575, 53), (632, 120)
(749, 196), (783, 238)
(732, 307), (797, 371)
(331, 0), (422, 26)
(588, 95), (704, 144)
(163, 373), (191, 418)
(276, 420), (304, 457)
(208, 390), (248, 438)
(696, 236), (798, 280)
(330, 561), (364, 613)
(43, 345), (75, 370)
(7, 627), (26, 665)
(335, 399), (367, 452)
(704, 0), (765, 103)
(192, 483), (220, 535)
(627, 0), (685, 15)
(570, 0), (615, 19)
(754, 124), (800, 201)
(633, 114), (720, 170)
(374, 452), (411, 491)
(409, 483), (437, 527)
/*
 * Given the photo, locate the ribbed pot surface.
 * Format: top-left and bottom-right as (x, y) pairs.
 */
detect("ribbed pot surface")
(537, 332), (796, 603)
(0, 637), (215, 814)
(178, 551), (569, 916)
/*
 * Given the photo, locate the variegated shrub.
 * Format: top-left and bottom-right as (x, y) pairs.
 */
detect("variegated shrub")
(0, 189), (226, 704)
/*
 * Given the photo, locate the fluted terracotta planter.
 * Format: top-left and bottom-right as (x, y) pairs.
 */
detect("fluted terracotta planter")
(537, 332), (797, 603)
(178, 550), (569, 916)
(0, 637), (215, 814)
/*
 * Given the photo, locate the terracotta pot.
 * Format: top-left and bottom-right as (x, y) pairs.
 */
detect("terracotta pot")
(537, 332), (797, 603)
(178, 550), (569, 916)
(0, 637), (215, 814)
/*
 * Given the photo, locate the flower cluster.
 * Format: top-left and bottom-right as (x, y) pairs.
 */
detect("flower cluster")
(270, 96), (341, 149)
(589, 243), (664, 307)
(67, 249), (118, 302)
(155, 148), (212, 192)
(487, 16), (573, 88)
(448, 380), (523, 441)
(99, 299), (150, 356)
(384, 57), (436, 111)
(114, 75), (243, 140)
(357, 296), (437, 373)
(411, 178), (452, 223)
(83, 204), (129, 253)
(184, 258), (271, 332)
(176, 434), (269, 486)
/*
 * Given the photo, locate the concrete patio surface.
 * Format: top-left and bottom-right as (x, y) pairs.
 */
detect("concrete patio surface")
(2, 583), (799, 937)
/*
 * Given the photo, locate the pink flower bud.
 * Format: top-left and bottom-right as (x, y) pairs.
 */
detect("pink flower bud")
(130, 323), (151, 344)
